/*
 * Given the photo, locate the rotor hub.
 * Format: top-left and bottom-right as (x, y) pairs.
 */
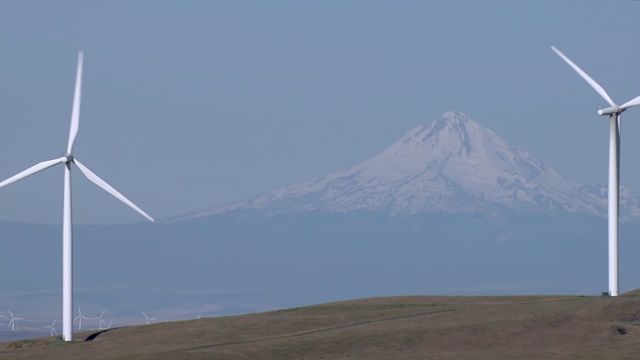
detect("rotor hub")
(63, 153), (74, 163)
(598, 106), (623, 116)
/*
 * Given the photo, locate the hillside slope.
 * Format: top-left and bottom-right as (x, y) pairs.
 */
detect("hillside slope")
(4, 293), (640, 359)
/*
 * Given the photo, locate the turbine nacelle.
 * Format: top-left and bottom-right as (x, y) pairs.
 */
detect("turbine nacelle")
(598, 106), (623, 116)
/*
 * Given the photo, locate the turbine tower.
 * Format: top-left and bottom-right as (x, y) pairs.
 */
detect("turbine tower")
(551, 46), (640, 296)
(0, 52), (154, 341)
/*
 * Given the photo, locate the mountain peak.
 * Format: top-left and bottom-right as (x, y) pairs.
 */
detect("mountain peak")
(440, 110), (472, 123)
(171, 112), (640, 222)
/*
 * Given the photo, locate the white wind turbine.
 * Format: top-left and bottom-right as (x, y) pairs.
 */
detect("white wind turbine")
(551, 46), (640, 296)
(90, 309), (107, 330)
(0, 52), (154, 341)
(7, 310), (23, 332)
(142, 312), (158, 324)
(73, 306), (88, 331)
(43, 318), (58, 336)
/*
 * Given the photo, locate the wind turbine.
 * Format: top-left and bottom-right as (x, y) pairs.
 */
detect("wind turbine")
(73, 306), (88, 330)
(0, 51), (154, 341)
(7, 310), (23, 332)
(43, 318), (58, 336)
(142, 312), (158, 324)
(90, 309), (107, 330)
(551, 46), (640, 296)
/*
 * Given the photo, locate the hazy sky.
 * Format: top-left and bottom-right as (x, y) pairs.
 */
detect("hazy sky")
(1, 1), (639, 224)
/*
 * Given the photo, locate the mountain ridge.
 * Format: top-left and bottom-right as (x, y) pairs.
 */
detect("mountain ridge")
(170, 111), (640, 222)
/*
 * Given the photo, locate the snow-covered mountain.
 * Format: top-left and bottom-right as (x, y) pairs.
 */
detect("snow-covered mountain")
(173, 111), (640, 222)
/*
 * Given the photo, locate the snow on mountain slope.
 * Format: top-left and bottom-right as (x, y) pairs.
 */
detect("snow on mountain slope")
(172, 112), (640, 221)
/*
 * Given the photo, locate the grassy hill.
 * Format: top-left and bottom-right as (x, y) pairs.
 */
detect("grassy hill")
(3, 293), (640, 359)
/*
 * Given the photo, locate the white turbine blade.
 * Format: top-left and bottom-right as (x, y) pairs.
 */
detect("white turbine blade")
(0, 157), (66, 189)
(73, 158), (155, 222)
(142, 312), (149, 320)
(67, 51), (84, 154)
(550, 46), (617, 107)
(621, 94), (640, 110)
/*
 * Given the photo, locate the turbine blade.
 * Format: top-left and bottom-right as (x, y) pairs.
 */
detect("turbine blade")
(550, 46), (617, 107)
(67, 51), (84, 154)
(0, 157), (66, 189)
(72, 158), (155, 222)
(621, 94), (640, 110)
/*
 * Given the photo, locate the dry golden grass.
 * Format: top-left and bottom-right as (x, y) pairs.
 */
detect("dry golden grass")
(4, 293), (640, 359)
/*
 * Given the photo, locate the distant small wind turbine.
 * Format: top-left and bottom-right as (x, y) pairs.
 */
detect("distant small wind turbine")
(73, 306), (89, 330)
(7, 310), (23, 332)
(0, 51), (154, 341)
(551, 46), (640, 296)
(43, 318), (58, 336)
(90, 309), (107, 330)
(142, 312), (158, 324)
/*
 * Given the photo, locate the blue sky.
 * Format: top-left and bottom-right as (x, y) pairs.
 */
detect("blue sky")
(1, 0), (639, 224)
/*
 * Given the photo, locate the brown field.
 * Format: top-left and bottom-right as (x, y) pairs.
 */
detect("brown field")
(3, 291), (640, 359)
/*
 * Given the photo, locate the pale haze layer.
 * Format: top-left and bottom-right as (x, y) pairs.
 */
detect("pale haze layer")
(1, 1), (640, 224)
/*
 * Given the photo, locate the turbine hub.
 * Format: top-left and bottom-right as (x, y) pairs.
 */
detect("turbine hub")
(598, 106), (622, 116)
(63, 153), (74, 163)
